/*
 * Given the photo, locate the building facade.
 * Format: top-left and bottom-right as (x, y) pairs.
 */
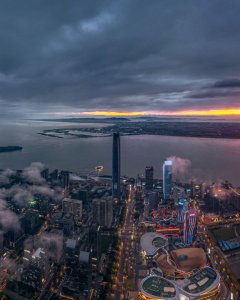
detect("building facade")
(60, 170), (70, 189)
(92, 197), (113, 228)
(62, 198), (82, 224)
(177, 197), (188, 224)
(145, 166), (154, 190)
(112, 132), (120, 198)
(163, 160), (172, 200)
(184, 209), (198, 245)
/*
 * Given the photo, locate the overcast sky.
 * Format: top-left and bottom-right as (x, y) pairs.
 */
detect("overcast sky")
(1, 0), (240, 118)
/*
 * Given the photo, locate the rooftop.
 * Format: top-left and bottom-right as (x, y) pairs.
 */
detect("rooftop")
(140, 232), (168, 256)
(32, 248), (45, 260)
(182, 267), (220, 295)
(156, 248), (207, 278)
(171, 248), (207, 273)
(79, 251), (90, 263)
(66, 239), (77, 249)
(163, 161), (173, 166)
(139, 268), (220, 299)
(140, 276), (177, 299)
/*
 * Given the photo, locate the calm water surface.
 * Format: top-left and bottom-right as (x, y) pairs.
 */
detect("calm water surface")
(0, 120), (240, 185)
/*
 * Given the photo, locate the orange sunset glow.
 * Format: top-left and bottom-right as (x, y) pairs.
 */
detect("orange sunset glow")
(56, 109), (240, 117)
(81, 111), (146, 117)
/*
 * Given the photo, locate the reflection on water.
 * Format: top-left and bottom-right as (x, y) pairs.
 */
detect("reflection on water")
(0, 121), (240, 185)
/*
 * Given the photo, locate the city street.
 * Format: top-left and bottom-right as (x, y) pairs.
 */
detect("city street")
(114, 186), (135, 299)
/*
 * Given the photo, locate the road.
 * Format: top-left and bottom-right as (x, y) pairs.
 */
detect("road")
(114, 185), (134, 300)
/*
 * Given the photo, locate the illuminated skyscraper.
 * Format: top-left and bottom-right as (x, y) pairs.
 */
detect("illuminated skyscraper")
(163, 160), (172, 200)
(177, 197), (188, 223)
(145, 166), (154, 190)
(184, 209), (198, 245)
(112, 132), (120, 198)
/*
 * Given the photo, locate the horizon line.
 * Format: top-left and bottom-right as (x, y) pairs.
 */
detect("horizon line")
(52, 109), (240, 117)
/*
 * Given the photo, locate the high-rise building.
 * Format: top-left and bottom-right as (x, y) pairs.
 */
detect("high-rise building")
(92, 197), (113, 228)
(184, 209), (198, 245)
(177, 197), (188, 223)
(62, 198), (82, 224)
(61, 214), (75, 236)
(145, 166), (154, 190)
(60, 170), (70, 189)
(112, 132), (120, 198)
(163, 160), (172, 200)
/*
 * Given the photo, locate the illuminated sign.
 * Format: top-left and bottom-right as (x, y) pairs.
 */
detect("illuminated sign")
(189, 213), (197, 217)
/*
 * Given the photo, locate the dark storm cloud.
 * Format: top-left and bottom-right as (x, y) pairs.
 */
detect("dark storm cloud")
(0, 0), (240, 116)
(214, 79), (240, 88)
(186, 89), (240, 99)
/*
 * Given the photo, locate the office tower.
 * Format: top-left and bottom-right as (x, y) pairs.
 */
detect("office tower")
(112, 132), (120, 198)
(92, 197), (113, 228)
(163, 160), (172, 200)
(145, 191), (158, 210)
(177, 197), (188, 223)
(61, 214), (75, 236)
(60, 170), (70, 189)
(184, 209), (198, 245)
(62, 198), (83, 223)
(145, 166), (154, 190)
(104, 198), (113, 228)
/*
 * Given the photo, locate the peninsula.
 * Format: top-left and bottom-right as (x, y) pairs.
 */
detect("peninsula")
(0, 146), (23, 153)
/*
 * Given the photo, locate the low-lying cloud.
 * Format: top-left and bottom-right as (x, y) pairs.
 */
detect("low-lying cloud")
(167, 156), (192, 181)
(22, 162), (45, 184)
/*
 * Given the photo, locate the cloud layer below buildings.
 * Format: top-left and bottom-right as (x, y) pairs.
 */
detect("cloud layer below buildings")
(0, 162), (63, 232)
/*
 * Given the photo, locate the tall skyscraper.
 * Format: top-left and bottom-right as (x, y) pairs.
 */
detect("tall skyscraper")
(145, 166), (154, 190)
(112, 132), (120, 198)
(163, 160), (172, 200)
(177, 197), (188, 223)
(184, 209), (198, 245)
(60, 170), (70, 189)
(92, 197), (113, 228)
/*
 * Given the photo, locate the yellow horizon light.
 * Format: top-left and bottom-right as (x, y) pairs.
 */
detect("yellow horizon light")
(54, 108), (240, 117)
(82, 109), (240, 117)
(81, 111), (146, 117)
(164, 109), (240, 116)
